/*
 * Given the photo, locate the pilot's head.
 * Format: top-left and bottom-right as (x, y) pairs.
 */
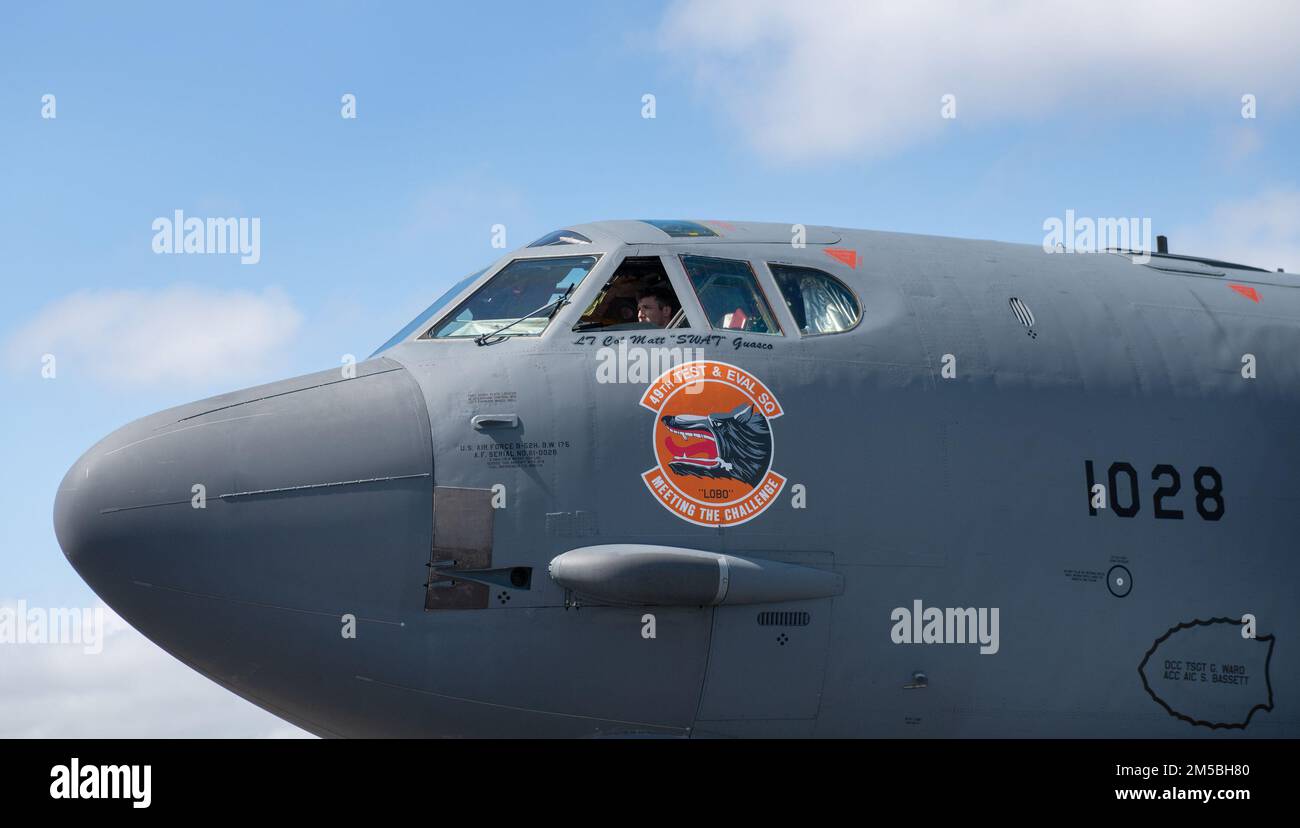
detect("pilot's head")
(637, 287), (676, 327)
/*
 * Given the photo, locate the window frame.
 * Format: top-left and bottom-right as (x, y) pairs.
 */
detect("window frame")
(527, 228), (594, 248)
(571, 248), (705, 333)
(419, 252), (606, 341)
(677, 253), (785, 337)
(370, 265), (490, 356)
(760, 259), (864, 337)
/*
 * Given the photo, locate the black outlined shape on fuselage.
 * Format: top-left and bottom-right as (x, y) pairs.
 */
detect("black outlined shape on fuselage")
(1138, 617), (1274, 730)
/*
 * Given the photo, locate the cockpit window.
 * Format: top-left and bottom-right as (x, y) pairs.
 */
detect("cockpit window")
(370, 267), (488, 356)
(573, 256), (683, 331)
(769, 263), (861, 335)
(528, 229), (593, 248)
(642, 219), (717, 238)
(425, 255), (599, 339)
(680, 255), (782, 335)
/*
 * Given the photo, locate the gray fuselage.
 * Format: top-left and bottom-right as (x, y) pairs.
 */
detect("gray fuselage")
(55, 220), (1299, 737)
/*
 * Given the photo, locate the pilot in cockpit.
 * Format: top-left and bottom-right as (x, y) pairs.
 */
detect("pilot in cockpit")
(636, 287), (677, 328)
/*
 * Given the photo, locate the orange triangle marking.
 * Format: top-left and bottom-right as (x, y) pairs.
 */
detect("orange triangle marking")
(824, 248), (858, 269)
(1229, 284), (1260, 302)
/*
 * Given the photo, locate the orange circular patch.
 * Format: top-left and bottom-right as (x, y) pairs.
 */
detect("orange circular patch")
(639, 361), (785, 527)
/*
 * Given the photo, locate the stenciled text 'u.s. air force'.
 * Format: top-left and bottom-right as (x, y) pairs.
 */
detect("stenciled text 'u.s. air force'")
(640, 360), (785, 527)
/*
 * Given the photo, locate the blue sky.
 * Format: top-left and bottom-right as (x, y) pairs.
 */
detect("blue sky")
(2, 0), (1298, 735)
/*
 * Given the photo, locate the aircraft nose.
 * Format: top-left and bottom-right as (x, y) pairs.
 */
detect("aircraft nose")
(52, 359), (434, 651)
(53, 409), (207, 591)
(53, 431), (127, 577)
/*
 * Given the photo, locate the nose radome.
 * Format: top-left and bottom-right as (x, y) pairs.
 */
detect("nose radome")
(52, 358), (434, 654)
(53, 450), (89, 571)
(54, 391), (220, 605)
(53, 420), (142, 580)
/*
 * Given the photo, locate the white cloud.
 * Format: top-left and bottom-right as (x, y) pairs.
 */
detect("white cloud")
(0, 601), (311, 738)
(1174, 189), (1300, 274)
(660, 0), (1300, 161)
(5, 285), (302, 387)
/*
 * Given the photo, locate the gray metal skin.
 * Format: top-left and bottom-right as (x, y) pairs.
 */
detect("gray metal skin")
(54, 220), (1300, 738)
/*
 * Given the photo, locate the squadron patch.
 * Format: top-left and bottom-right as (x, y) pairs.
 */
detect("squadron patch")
(640, 360), (785, 527)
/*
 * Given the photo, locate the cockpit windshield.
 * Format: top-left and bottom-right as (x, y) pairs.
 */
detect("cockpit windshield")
(424, 255), (600, 339)
(370, 266), (488, 356)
